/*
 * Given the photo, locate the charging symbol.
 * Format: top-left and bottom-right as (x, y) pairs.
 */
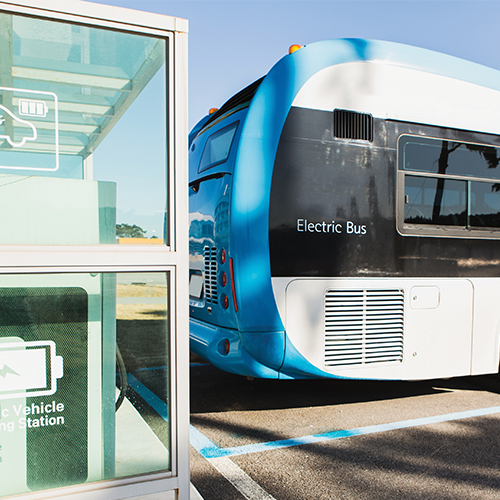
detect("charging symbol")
(0, 365), (20, 378)
(0, 341), (63, 400)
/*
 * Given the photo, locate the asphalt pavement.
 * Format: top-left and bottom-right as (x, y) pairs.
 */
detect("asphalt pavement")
(189, 361), (500, 500)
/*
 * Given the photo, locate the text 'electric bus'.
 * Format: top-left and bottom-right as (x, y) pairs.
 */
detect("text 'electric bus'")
(189, 38), (500, 380)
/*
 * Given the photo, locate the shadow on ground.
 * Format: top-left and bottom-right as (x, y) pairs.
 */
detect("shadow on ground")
(190, 359), (499, 414)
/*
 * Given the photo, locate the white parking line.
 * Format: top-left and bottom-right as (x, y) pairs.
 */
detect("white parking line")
(127, 374), (277, 500)
(128, 372), (500, 500)
(208, 456), (277, 500)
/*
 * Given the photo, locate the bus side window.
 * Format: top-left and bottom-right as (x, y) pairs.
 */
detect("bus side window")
(400, 135), (500, 234)
(469, 181), (500, 228)
(198, 121), (239, 173)
(404, 175), (466, 226)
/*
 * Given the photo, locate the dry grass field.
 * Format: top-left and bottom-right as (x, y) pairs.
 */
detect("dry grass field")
(116, 284), (169, 371)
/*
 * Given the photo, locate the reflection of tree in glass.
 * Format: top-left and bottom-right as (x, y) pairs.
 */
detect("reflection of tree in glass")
(116, 223), (146, 238)
(432, 141), (500, 221)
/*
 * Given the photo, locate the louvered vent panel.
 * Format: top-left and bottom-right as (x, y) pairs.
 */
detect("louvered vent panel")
(203, 246), (218, 305)
(325, 289), (404, 367)
(334, 109), (373, 141)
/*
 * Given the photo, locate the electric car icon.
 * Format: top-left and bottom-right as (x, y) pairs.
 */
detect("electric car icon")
(0, 104), (38, 147)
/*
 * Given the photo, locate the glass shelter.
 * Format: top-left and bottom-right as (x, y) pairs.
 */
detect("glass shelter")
(0, 1), (189, 499)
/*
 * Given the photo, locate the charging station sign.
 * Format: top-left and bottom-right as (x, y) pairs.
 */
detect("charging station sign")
(0, 284), (92, 495)
(0, 338), (67, 495)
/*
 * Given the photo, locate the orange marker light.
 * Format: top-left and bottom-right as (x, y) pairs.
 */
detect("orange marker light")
(208, 107), (219, 114)
(289, 44), (303, 55)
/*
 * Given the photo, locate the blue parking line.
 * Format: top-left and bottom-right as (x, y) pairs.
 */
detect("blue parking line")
(127, 373), (220, 456)
(133, 366), (169, 372)
(132, 362), (209, 373)
(199, 406), (500, 458)
(126, 374), (500, 460)
(190, 425), (221, 457)
(126, 373), (169, 420)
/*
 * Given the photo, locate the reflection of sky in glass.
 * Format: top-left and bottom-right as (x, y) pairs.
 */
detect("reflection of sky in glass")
(471, 182), (500, 216)
(405, 176), (466, 224)
(199, 122), (238, 173)
(0, 12), (167, 241)
(403, 138), (500, 180)
(6, 14), (163, 159)
(13, 17), (158, 79)
(93, 69), (166, 239)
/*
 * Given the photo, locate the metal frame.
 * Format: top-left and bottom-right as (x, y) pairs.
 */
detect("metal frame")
(0, 1), (189, 499)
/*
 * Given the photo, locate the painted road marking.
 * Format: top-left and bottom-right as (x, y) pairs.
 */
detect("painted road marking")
(133, 363), (210, 372)
(193, 405), (500, 458)
(209, 456), (277, 500)
(128, 374), (277, 500)
(130, 371), (500, 459)
(128, 373), (500, 499)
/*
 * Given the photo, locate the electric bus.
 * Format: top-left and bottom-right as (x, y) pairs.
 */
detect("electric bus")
(189, 38), (500, 380)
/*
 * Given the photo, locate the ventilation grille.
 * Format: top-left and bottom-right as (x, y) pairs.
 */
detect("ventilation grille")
(334, 109), (373, 141)
(204, 246), (218, 304)
(325, 289), (404, 367)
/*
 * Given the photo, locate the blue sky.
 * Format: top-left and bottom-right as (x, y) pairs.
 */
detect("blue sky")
(87, 0), (500, 131)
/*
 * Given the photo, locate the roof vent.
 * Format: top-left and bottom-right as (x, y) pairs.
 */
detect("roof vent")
(334, 109), (373, 142)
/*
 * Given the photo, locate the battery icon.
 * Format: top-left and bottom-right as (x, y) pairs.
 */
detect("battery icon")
(0, 341), (63, 400)
(18, 99), (48, 118)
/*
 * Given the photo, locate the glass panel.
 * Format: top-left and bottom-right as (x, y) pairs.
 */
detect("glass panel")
(401, 136), (500, 180)
(470, 181), (500, 227)
(112, 272), (170, 478)
(199, 121), (238, 173)
(404, 175), (466, 226)
(0, 14), (167, 244)
(0, 272), (170, 497)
